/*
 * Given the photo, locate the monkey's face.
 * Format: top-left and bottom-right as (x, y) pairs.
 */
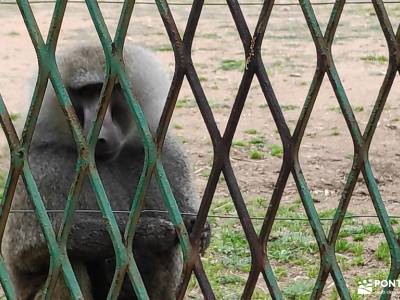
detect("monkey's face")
(68, 83), (133, 161)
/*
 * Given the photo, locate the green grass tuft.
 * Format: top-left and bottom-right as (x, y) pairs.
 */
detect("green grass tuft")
(220, 59), (245, 71)
(361, 54), (388, 64)
(375, 241), (390, 264)
(249, 136), (265, 145)
(270, 144), (283, 158)
(283, 279), (314, 299)
(245, 128), (257, 135)
(281, 104), (299, 111)
(232, 140), (247, 147)
(249, 150), (264, 160)
(176, 97), (196, 108)
(153, 44), (173, 52)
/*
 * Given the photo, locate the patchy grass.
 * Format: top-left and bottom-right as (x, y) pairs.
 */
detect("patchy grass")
(249, 136), (266, 145)
(269, 144), (283, 158)
(199, 76), (208, 82)
(176, 97), (196, 108)
(361, 54), (388, 64)
(336, 239), (351, 253)
(329, 288), (339, 300)
(282, 279), (314, 299)
(328, 106), (342, 113)
(209, 101), (229, 110)
(231, 134), (285, 161)
(189, 198), (394, 298)
(0, 170), (6, 200)
(249, 149), (264, 160)
(375, 241), (390, 265)
(353, 106), (364, 112)
(331, 127), (340, 136)
(220, 59), (245, 71)
(195, 198), (250, 296)
(232, 140), (247, 147)
(363, 223), (382, 235)
(345, 154), (353, 160)
(337, 223), (382, 243)
(201, 33), (221, 39)
(153, 44), (173, 52)
(281, 104), (300, 111)
(10, 113), (20, 121)
(177, 136), (188, 144)
(244, 128), (258, 135)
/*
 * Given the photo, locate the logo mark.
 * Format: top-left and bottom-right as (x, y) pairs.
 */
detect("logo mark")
(358, 279), (373, 295)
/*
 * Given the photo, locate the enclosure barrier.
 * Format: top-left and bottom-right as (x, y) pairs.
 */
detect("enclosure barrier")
(0, 0), (399, 298)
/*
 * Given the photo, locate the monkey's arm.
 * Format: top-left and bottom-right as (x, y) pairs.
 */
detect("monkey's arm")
(69, 215), (187, 255)
(133, 217), (177, 252)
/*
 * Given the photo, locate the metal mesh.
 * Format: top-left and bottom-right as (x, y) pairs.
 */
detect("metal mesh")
(0, 0), (399, 298)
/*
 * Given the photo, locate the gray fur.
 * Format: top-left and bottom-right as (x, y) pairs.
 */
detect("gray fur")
(4, 44), (210, 299)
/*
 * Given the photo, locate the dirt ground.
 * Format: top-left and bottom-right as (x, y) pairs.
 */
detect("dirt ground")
(0, 1), (400, 298)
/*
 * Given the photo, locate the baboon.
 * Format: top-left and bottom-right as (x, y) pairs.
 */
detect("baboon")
(3, 44), (210, 299)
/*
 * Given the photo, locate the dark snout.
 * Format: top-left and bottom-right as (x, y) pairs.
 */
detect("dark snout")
(95, 109), (123, 161)
(81, 103), (123, 161)
(95, 135), (121, 161)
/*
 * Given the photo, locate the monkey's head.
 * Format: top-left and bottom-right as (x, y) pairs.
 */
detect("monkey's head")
(36, 44), (169, 160)
(67, 82), (132, 161)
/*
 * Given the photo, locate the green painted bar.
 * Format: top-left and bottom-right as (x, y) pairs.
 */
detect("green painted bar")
(262, 261), (283, 300)
(156, 161), (192, 259)
(298, 0), (400, 298)
(22, 162), (84, 299)
(85, 0), (192, 282)
(0, 95), (18, 299)
(0, 257), (15, 299)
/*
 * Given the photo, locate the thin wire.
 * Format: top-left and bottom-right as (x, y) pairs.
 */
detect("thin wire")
(9, 208), (400, 222)
(0, 0), (400, 4)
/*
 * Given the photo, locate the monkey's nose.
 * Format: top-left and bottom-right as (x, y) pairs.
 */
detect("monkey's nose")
(96, 138), (107, 153)
(95, 138), (116, 160)
(97, 137), (107, 145)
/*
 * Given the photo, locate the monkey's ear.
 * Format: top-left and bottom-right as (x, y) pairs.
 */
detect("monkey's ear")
(67, 83), (103, 98)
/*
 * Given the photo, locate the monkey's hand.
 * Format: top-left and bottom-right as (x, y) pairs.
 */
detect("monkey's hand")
(134, 217), (178, 252)
(184, 216), (211, 256)
(134, 216), (211, 255)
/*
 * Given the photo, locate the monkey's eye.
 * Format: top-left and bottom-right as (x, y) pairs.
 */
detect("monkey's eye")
(73, 83), (104, 98)
(68, 83), (103, 127)
(111, 86), (131, 134)
(74, 104), (85, 127)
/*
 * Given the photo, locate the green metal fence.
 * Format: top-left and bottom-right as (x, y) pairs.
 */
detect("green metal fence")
(0, 0), (399, 298)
